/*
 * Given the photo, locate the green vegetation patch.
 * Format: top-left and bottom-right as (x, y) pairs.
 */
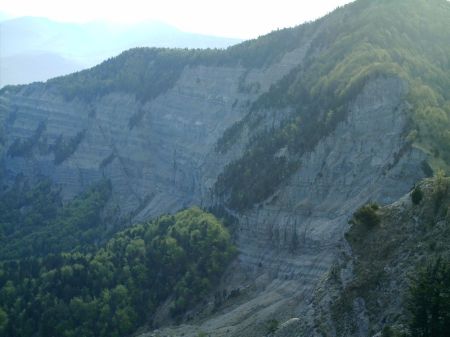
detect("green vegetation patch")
(52, 130), (86, 164)
(349, 203), (381, 229)
(0, 179), (112, 260)
(41, 23), (316, 104)
(7, 122), (46, 158)
(407, 257), (450, 337)
(411, 185), (424, 205)
(0, 207), (235, 337)
(51, 130), (86, 165)
(265, 319), (280, 334)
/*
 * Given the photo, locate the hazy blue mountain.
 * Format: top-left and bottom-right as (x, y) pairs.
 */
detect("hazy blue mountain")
(0, 52), (83, 87)
(0, 16), (241, 86)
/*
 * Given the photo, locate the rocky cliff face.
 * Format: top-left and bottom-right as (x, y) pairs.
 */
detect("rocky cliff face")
(138, 77), (427, 337)
(0, 44), (308, 220)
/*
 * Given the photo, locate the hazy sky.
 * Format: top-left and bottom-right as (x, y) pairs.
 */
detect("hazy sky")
(0, 0), (355, 38)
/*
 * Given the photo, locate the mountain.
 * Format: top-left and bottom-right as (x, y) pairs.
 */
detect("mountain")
(0, 0), (449, 336)
(0, 17), (242, 87)
(0, 52), (83, 87)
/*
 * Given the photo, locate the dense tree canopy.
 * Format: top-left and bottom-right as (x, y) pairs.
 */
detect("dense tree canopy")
(408, 257), (450, 337)
(0, 179), (113, 260)
(0, 207), (235, 337)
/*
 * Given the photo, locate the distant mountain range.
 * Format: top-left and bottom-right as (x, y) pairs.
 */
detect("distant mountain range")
(0, 16), (242, 87)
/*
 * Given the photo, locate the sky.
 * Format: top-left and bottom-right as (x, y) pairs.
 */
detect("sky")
(0, 0), (355, 39)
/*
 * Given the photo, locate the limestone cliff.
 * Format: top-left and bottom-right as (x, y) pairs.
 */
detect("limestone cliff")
(0, 44), (310, 220)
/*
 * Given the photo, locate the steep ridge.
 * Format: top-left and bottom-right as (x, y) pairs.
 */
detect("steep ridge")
(0, 16), (242, 86)
(0, 0), (450, 336)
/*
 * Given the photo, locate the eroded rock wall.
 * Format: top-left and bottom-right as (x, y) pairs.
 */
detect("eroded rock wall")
(137, 78), (427, 337)
(0, 45), (308, 220)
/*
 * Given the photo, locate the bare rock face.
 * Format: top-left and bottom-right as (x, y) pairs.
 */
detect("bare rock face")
(237, 77), (424, 271)
(0, 45), (307, 220)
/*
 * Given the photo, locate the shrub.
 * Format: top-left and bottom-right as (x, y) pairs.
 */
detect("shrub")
(411, 186), (424, 205)
(0, 308), (7, 333)
(381, 326), (407, 337)
(432, 170), (449, 212)
(350, 203), (381, 228)
(53, 130), (86, 165)
(265, 319), (279, 334)
(7, 122), (46, 158)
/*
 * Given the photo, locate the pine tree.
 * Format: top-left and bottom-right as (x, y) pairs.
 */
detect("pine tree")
(408, 258), (450, 337)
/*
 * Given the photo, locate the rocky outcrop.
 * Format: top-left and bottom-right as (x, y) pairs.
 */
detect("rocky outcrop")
(312, 176), (450, 337)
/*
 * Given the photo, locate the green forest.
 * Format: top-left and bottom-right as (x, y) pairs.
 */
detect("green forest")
(0, 207), (235, 337)
(0, 179), (113, 260)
